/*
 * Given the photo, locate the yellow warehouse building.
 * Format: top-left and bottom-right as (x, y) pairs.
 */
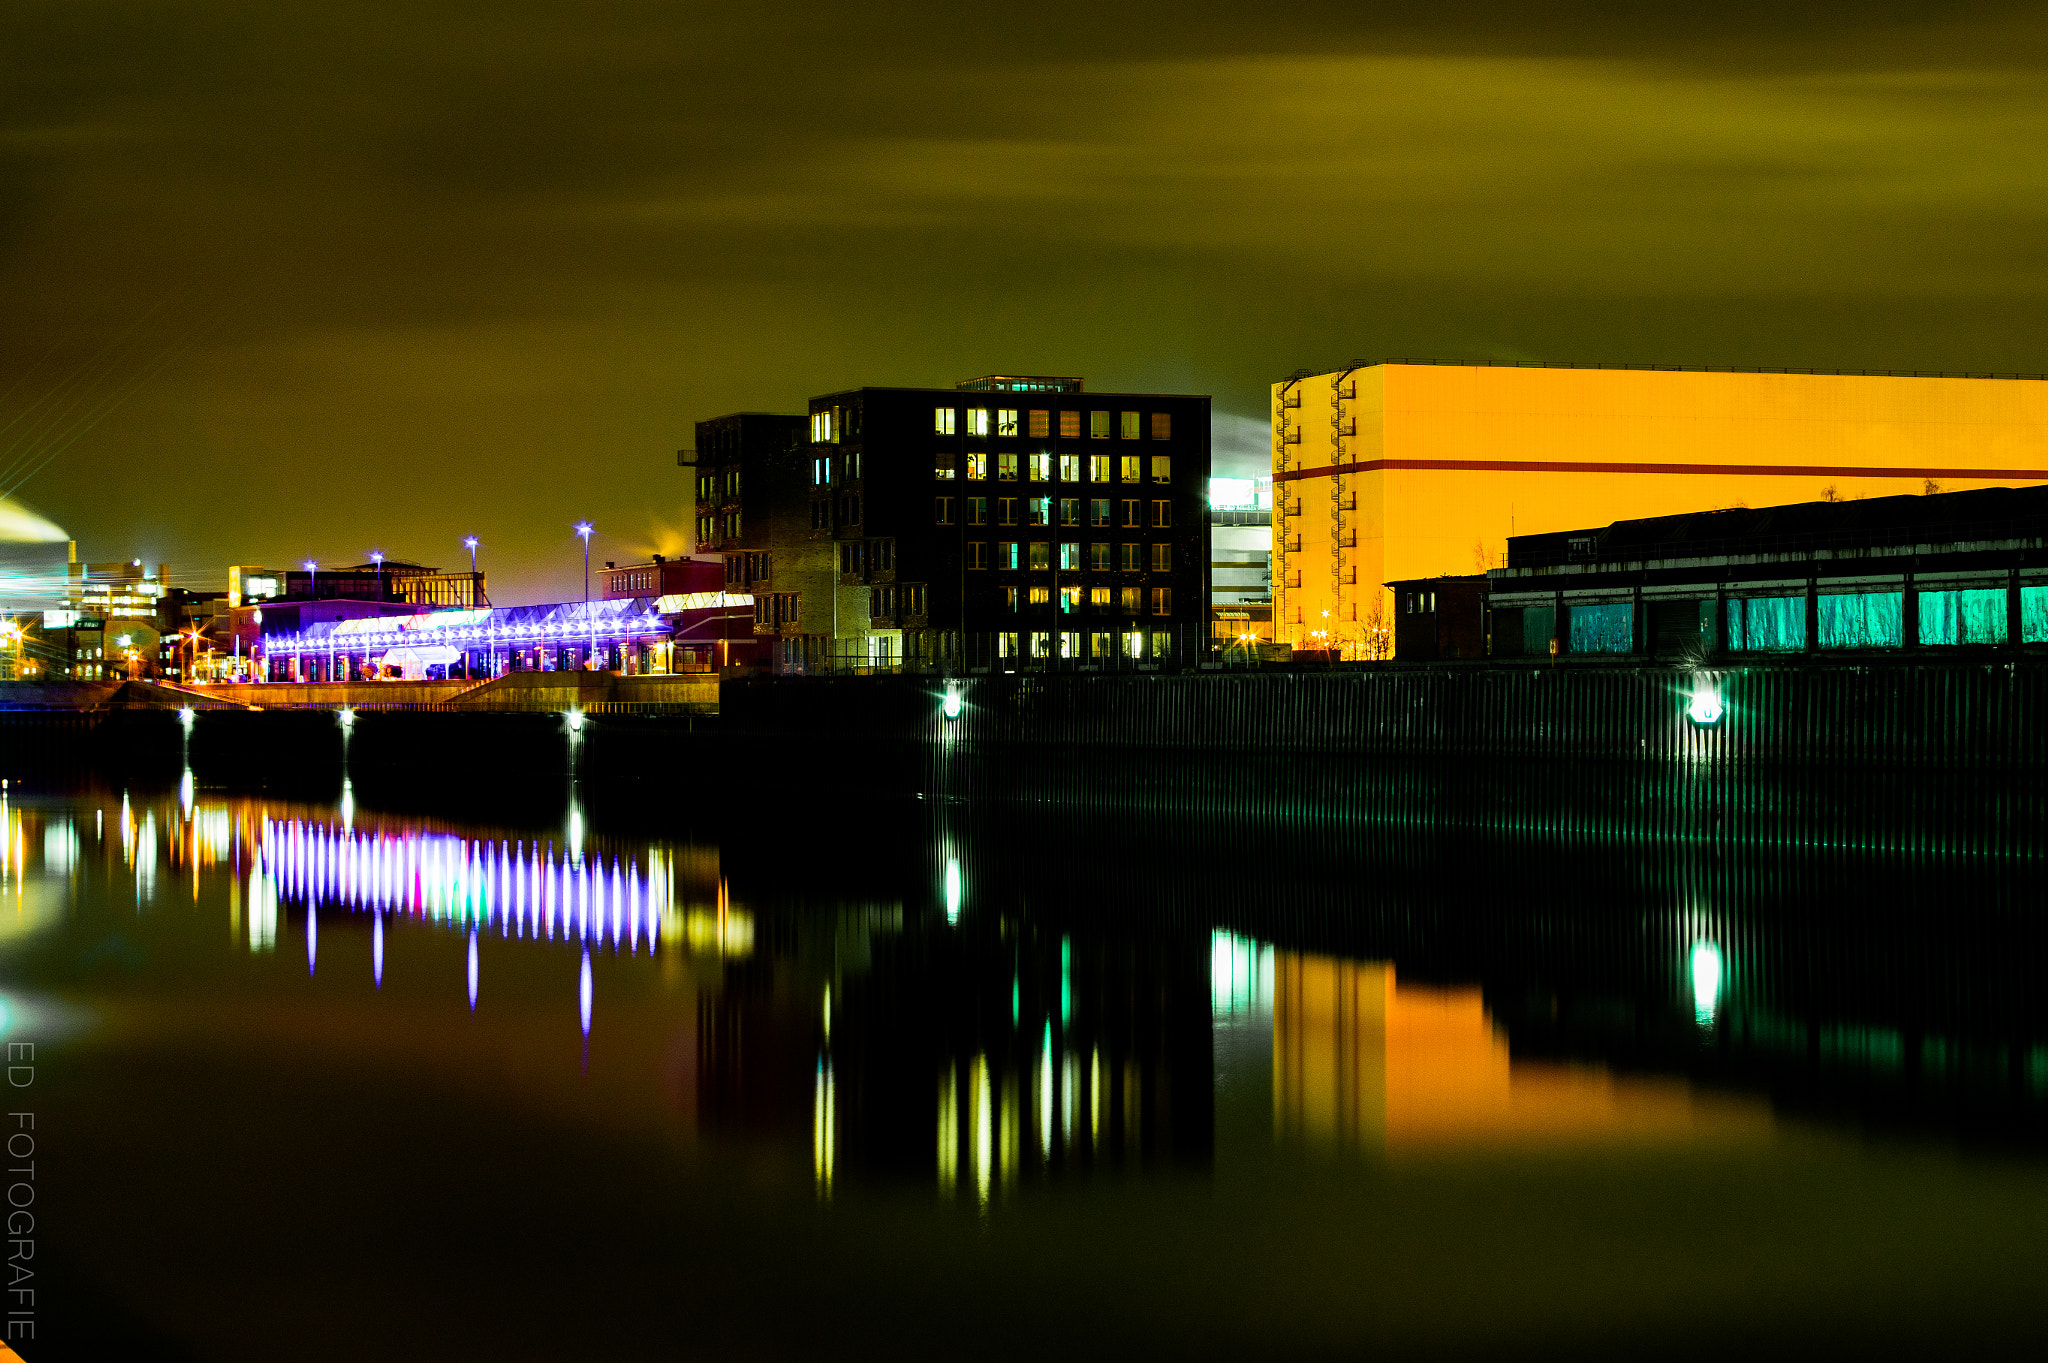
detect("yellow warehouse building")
(1271, 363), (2048, 655)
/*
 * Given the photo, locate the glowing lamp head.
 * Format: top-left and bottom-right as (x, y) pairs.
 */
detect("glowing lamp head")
(942, 684), (962, 720)
(574, 522), (594, 542)
(1691, 940), (1723, 1023)
(1686, 681), (1725, 727)
(463, 536), (479, 552)
(565, 708), (585, 733)
(303, 559), (316, 572)
(177, 706), (195, 729)
(370, 551), (383, 565)
(337, 707), (355, 730)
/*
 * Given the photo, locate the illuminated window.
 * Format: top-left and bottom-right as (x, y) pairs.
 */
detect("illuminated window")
(1028, 497), (1050, 526)
(966, 452), (987, 480)
(997, 542), (1019, 569)
(1029, 542), (1050, 569)
(968, 542), (989, 569)
(1029, 453), (1051, 481)
(1059, 453), (1081, 481)
(934, 452), (955, 480)
(966, 408), (990, 436)
(1151, 456), (1171, 482)
(1120, 455), (1140, 481)
(1059, 498), (1080, 526)
(934, 407), (956, 435)
(1060, 586), (1082, 613)
(1120, 543), (1140, 571)
(1150, 543), (1171, 571)
(1120, 586), (1141, 613)
(1029, 410), (1050, 438)
(998, 452), (1018, 481)
(1090, 411), (1111, 438)
(935, 497), (954, 524)
(1029, 586), (1051, 606)
(1153, 500), (1172, 528)
(1120, 411), (1139, 439)
(1086, 455), (1108, 482)
(969, 497), (988, 526)
(999, 498), (1018, 525)
(1003, 588), (1019, 612)
(1151, 587), (1172, 614)
(1090, 498), (1110, 527)
(998, 409), (1018, 436)
(1059, 542), (1082, 569)
(1090, 542), (1110, 571)
(1090, 586), (1111, 610)
(1151, 413), (1170, 440)
(1059, 411), (1081, 439)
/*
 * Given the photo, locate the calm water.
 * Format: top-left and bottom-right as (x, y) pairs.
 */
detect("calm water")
(6, 761), (2048, 1360)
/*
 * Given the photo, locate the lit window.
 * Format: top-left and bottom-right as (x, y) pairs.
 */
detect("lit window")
(968, 542), (988, 569)
(998, 542), (1019, 569)
(1029, 410), (1050, 439)
(935, 497), (954, 524)
(1120, 543), (1140, 571)
(998, 452), (1018, 481)
(1120, 455), (1140, 482)
(934, 452), (955, 480)
(1088, 455), (1109, 482)
(1003, 588), (1020, 613)
(1150, 543), (1172, 571)
(1029, 453), (1051, 480)
(1090, 542), (1110, 571)
(998, 409), (1018, 436)
(1059, 542), (1081, 569)
(934, 407), (956, 435)
(1151, 587), (1172, 614)
(966, 452), (987, 480)
(1059, 498), (1080, 526)
(1120, 586), (1141, 614)
(1152, 500), (1171, 528)
(1120, 411), (1139, 439)
(1060, 411), (1082, 439)
(1151, 456), (1171, 483)
(1028, 497), (1050, 526)
(1089, 411), (1111, 438)
(1089, 586), (1111, 609)
(1029, 542), (1050, 569)
(1060, 586), (1082, 613)
(967, 408), (990, 436)
(969, 497), (988, 526)
(1029, 587), (1051, 606)
(1151, 413), (1170, 440)
(1059, 454), (1081, 481)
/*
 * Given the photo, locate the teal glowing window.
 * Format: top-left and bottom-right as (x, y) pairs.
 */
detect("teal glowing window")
(2022, 586), (2048, 643)
(1919, 589), (2006, 646)
(1568, 602), (1631, 654)
(1726, 596), (1805, 652)
(1818, 592), (1901, 649)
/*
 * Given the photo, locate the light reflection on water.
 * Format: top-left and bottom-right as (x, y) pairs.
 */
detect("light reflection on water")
(8, 772), (2048, 1354)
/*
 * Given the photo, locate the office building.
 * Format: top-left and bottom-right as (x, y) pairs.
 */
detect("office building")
(1274, 362), (2048, 656)
(697, 376), (1212, 670)
(599, 555), (722, 601)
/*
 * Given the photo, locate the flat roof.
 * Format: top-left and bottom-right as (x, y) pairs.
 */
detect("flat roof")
(1282, 358), (2048, 384)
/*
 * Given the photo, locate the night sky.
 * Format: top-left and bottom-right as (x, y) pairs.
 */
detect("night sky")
(6, 1), (2048, 601)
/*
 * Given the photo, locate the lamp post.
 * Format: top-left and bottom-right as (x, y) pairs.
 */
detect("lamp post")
(574, 521), (595, 670)
(370, 550), (384, 598)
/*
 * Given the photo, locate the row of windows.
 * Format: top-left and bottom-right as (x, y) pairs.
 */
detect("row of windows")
(697, 512), (741, 542)
(726, 552), (773, 586)
(813, 495), (861, 529)
(840, 540), (894, 574)
(969, 542), (1173, 572)
(811, 452), (864, 485)
(868, 584), (928, 619)
(609, 568), (659, 594)
(935, 497), (1172, 528)
(937, 452), (1170, 483)
(934, 409), (1171, 441)
(998, 586), (1173, 614)
(755, 592), (799, 627)
(695, 469), (740, 502)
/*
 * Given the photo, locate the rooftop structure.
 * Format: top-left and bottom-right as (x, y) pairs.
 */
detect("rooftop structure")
(954, 375), (1084, 394)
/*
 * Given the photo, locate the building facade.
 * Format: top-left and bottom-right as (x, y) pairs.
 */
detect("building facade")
(695, 376), (1210, 670)
(1273, 363), (2048, 656)
(600, 556), (721, 600)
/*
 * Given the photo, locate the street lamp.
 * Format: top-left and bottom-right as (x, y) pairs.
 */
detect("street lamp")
(574, 523), (593, 601)
(370, 551), (384, 598)
(304, 560), (318, 600)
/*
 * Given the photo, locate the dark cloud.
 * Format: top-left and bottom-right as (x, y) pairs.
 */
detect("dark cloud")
(5, 2), (2048, 598)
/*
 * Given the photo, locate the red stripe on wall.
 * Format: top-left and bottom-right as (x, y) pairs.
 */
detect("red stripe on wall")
(1272, 458), (2048, 483)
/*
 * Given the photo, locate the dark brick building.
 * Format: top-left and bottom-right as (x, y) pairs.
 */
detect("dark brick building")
(697, 375), (1209, 670)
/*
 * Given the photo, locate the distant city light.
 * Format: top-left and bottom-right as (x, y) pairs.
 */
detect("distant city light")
(177, 706), (195, 729)
(336, 707), (355, 730)
(944, 858), (962, 925)
(942, 684), (962, 719)
(565, 708), (585, 733)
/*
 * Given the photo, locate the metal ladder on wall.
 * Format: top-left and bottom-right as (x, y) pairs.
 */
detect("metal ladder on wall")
(1327, 363), (1367, 656)
(1274, 371), (1309, 643)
